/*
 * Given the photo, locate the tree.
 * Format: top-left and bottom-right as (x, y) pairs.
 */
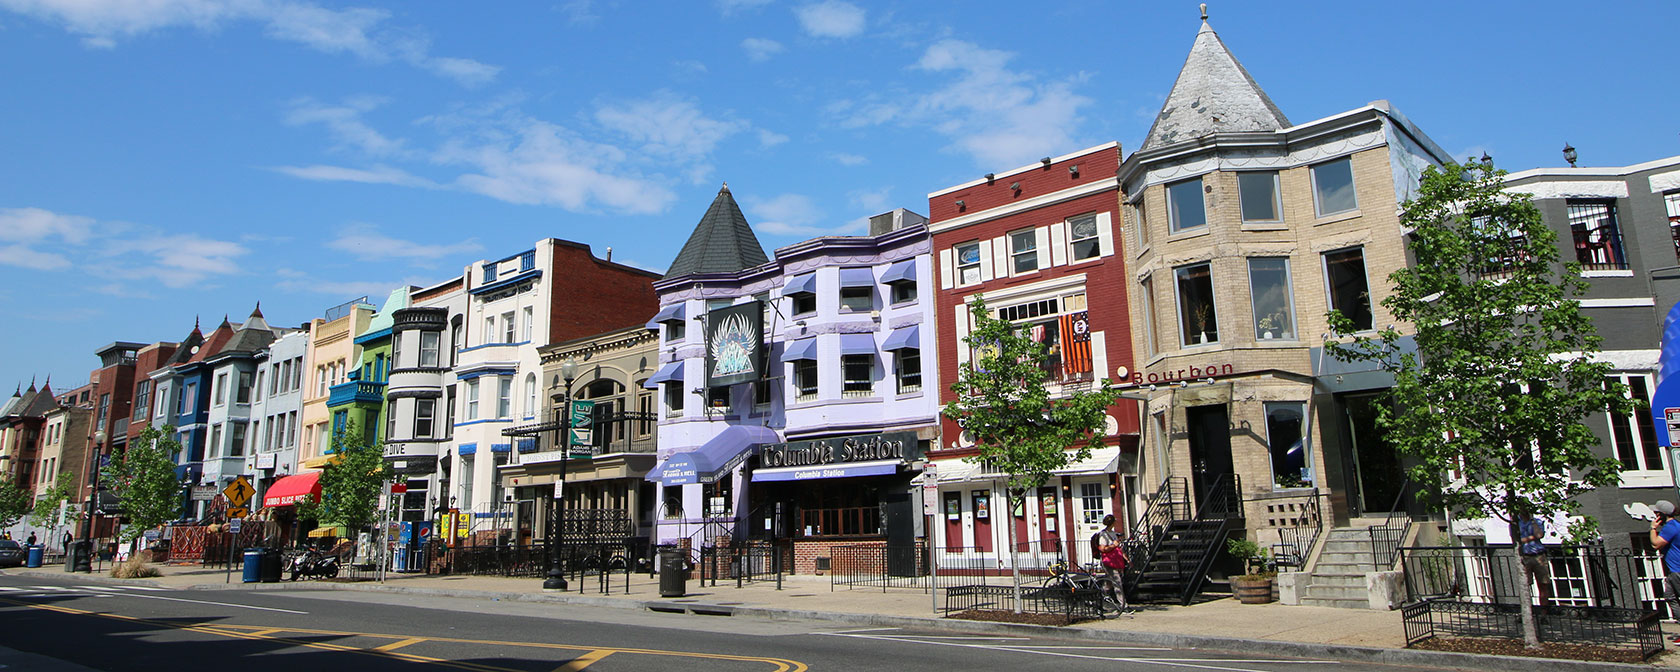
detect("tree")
(942, 297), (1123, 606)
(1326, 160), (1630, 649)
(103, 425), (186, 543)
(297, 421), (393, 535)
(28, 472), (75, 528)
(0, 478), (32, 530)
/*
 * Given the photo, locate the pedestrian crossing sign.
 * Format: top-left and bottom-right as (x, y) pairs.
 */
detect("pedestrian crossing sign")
(223, 476), (254, 507)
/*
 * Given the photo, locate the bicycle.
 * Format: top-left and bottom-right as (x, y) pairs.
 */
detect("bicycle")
(1037, 560), (1130, 619)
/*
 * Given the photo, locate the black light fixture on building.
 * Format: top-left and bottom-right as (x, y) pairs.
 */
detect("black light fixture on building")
(1563, 143), (1578, 168)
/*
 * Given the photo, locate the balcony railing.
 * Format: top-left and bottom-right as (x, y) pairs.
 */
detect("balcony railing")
(1572, 226), (1628, 271)
(327, 380), (386, 406)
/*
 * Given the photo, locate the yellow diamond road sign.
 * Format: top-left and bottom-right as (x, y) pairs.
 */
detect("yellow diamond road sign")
(223, 476), (254, 508)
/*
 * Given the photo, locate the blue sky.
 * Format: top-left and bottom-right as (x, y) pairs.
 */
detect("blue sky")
(2, 0), (1677, 393)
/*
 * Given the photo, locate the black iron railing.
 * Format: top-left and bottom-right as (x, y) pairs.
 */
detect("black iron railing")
(1120, 476), (1188, 595)
(1367, 480), (1413, 570)
(1402, 598), (1661, 658)
(1267, 489), (1324, 571)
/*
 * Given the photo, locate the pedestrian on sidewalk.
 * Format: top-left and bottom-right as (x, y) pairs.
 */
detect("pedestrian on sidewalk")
(1093, 514), (1129, 612)
(1648, 500), (1680, 640)
(25, 532), (35, 547)
(1513, 506), (1552, 607)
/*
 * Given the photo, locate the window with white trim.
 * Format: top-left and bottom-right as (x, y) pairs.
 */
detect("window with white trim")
(522, 307), (534, 342)
(995, 292), (1090, 383)
(1249, 257), (1296, 341)
(1140, 276), (1158, 357)
(1069, 214), (1100, 261)
(895, 348), (922, 394)
(955, 241), (981, 285)
(663, 381), (685, 416)
(484, 316), (495, 345)
(1568, 200), (1628, 271)
(415, 398), (435, 439)
(1609, 373), (1665, 484)
(842, 354), (874, 398)
(1010, 229), (1038, 274)
(213, 373), (226, 406)
(1174, 263), (1218, 346)
(1238, 171), (1282, 222)
(502, 311), (516, 343)
(497, 377), (512, 418)
(1324, 247), (1373, 331)
(466, 379), (480, 420)
(525, 373), (536, 418)
(1312, 157), (1358, 217)
(794, 360), (819, 403)
(420, 331), (440, 367)
(1168, 178), (1206, 233)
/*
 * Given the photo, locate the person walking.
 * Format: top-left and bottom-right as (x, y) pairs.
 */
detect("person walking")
(1649, 500), (1680, 642)
(1515, 508), (1552, 607)
(1092, 514), (1129, 613)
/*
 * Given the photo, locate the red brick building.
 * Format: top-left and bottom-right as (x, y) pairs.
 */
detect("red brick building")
(926, 142), (1140, 568)
(124, 340), (179, 446)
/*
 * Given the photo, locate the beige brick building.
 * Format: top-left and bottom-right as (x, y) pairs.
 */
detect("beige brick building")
(1117, 17), (1452, 549)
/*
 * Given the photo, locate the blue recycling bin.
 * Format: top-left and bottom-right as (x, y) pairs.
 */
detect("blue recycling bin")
(242, 548), (263, 583)
(24, 545), (42, 568)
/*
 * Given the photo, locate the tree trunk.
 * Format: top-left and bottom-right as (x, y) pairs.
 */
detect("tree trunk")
(1519, 550), (1541, 649)
(1007, 488), (1022, 614)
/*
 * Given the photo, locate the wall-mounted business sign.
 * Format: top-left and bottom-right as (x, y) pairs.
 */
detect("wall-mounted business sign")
(1112, 363), (1236, 387)
(706, 301), (764, 388)
(569, 399), (595, 448)
(760, 431), (921, 469)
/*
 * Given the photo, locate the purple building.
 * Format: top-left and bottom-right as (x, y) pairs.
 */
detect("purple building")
(647, 186), (938, 571)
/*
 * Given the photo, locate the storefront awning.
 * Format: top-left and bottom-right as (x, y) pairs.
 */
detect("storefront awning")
(780, 338), (817, 362)
(881, 259), (915, 285)
(931, 458), (979, 483)
(839, 334), (876, 355)
(262, 471), (321, 507)
(839, 268), (874, 287)
(751, 459), (901, 482)
(644, 361), (684, 388)
(645, 303), (686, 330)
(781, 273), (816, 296)
(882, 325), (920, 351)
(647, 424), (781, 485)
(1052, 446), (1123, 475)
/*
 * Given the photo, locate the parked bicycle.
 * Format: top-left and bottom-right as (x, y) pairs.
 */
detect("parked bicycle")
(1036, 559), (1129, 618)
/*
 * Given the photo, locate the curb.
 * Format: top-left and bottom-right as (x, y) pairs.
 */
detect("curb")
(6, 569), (1664, 672)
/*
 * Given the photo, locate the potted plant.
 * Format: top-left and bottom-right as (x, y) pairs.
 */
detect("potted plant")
(1226, 538), (1275, 604)
(1259, 311), (1288, 340)
(1193, 305), (1214, 344)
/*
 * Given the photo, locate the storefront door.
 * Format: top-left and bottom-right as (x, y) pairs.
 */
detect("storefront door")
(1071, 478), (1110, 567)
(1186, 404), (1235, 507)
(1342, 393), (1406, 516)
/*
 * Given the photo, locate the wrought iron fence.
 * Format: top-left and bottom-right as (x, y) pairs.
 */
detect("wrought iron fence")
(943, 582), (1105, 621)
(1398, 545), (1667, 658)
(696, 542), (789, 589)
(1367, 480), (1414, 570)
(448, 544), (546, 578)
(1262, 489), (1323, 571)
(831, 539), (1079, 594)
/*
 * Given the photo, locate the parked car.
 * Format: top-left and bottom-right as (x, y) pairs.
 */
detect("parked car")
(0, 540), (24, 567)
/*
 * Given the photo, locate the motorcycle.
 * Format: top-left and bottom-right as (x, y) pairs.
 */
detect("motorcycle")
(288, 548), (341, 580)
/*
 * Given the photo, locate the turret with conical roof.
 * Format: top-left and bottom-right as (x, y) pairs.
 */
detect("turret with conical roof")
(1140, 8), (1290, 152)
(662, 183), (769, 280)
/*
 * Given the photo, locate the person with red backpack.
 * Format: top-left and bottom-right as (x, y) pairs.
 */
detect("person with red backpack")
(1092, 514), (1130, 612)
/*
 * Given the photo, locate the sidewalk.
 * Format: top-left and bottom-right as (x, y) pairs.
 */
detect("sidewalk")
(6, 562), (1670, 671)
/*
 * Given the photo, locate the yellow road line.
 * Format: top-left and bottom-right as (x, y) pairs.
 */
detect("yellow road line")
(0, 595), (807, 671)
(554, 649), (615, 671)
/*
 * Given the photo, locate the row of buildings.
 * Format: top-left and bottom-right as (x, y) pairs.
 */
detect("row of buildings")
(3, 15), (1677, 606)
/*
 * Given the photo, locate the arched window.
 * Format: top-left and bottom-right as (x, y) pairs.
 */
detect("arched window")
(524, 373), (537, 418)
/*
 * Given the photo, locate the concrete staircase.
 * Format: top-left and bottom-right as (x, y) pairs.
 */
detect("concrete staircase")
(1298, 520), (1394, 609)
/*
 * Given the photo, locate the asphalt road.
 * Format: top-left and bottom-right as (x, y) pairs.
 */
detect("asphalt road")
(0, 574), (1430, 672)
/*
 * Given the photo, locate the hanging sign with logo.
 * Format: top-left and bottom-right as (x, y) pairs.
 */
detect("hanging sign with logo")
(569, 399), (596, 449)
(1653, 301), (1680, 451)
(705, 301), (764, 389)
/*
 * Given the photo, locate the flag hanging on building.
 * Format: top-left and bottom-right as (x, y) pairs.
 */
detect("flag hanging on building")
(1059, 311), (1092, 375)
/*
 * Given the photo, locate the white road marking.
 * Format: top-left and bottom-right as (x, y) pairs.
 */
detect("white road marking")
(998, 645), (1176, 651)
(878, 635), (1032, 640)
(2, 584), (307, 614)
(90, 593), (309, 614)
(821, 631), (1336, 672)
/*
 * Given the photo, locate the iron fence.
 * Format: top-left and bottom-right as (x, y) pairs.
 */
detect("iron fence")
(831, 539), (1082, 594)
(943, 582), (1105, 621)
(1402, 598), (1662, 658)
(1366, 480), (1413, 570)
(696, 542), (789, 589)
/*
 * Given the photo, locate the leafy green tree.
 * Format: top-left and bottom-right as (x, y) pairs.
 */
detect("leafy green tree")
(296, 421), (393, 535)
(28, 472), (76, 528)
(0, 477), (33, 529)
(102, 425), (186, 542)
(942, 297), (1123, 605)
(1326, 160), (1629, 648)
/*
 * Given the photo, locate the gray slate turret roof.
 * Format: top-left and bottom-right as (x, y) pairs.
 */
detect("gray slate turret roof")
(662, 183), (769, 281)
(1141, 19), (1290, 151)
(220, 305), (277, 355)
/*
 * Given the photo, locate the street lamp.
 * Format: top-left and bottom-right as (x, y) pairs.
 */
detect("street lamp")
(545, 357), (580, 590)
(75, 430), (104, 572)
(1563, 143), (1578, 168)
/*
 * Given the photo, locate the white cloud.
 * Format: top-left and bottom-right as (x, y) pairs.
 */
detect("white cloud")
(716, 0), (772, 15)
(325, 223), (482, 261)
(284, 96), (407, 157)
(0, 245), (70, 270)
(745, 193), (866, 237)
(594, 91), (748, 160)
(673, 59), (708, 76)
(270, 164), (435, 188)
(794, 0), (864, 38)
(830, 152), (867, 166)
(445, 119), (676, 215)
(0, 0), (498, 84)
(838, 39), (1091, 168)
(740, 37), (783, 61)
(0, 207), (95, 244)
(758, 129), (789, 147)
(848, 186), (890, 212)
(275, 270), (410, 298)
(125, 234), (250, 288)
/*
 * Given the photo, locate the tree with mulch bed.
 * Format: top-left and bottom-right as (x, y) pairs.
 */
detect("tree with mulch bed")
(942, 297), (1124, 612)
(1413, 637), (1655, 664)
(1327, 159), (1631, 650)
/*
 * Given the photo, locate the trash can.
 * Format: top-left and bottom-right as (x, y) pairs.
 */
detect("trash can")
(658, 548), (687, 598)
(24, 545), (42, 568)
(242, 548), (263, 583)
(259, 548), (282, 583)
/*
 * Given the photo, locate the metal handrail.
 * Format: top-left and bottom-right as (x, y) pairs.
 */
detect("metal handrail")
(1367, 480), (1414, 570)
(1271, 489), (1325, 571)
(1121, 477), (1187, 595)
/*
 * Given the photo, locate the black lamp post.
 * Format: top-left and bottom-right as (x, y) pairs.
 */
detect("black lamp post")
(1563, 143), (1578, 168)
(544, 357), (581, 590)
(74, 430), (103, 572)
